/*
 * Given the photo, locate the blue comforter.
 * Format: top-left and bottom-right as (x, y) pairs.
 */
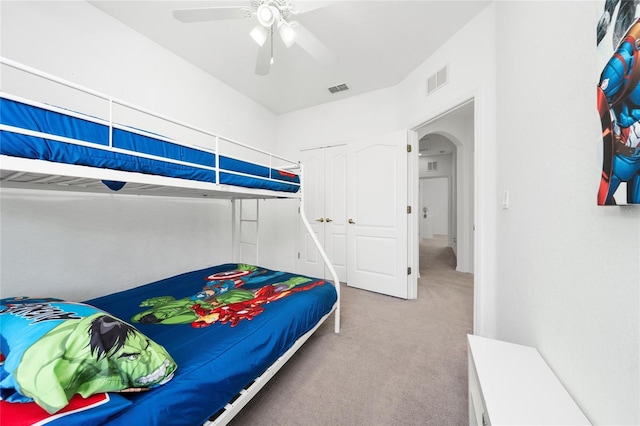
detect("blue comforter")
(83, 264), (336, 425)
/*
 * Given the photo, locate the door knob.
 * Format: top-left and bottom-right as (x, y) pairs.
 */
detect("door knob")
(348, 218), (356, 224)
(316, 218), (325, 222)
(325, 218), (333, 223)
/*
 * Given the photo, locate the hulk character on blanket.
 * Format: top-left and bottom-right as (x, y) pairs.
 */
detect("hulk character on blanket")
(0, 298), (176, 414)
(132, 264), (325, 328)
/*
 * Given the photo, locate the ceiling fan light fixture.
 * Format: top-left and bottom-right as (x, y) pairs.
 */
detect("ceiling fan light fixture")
(250, 24), (268, 46)
(172, 1), (336, 76)
(257, 4), (278, 27)
(278, 23), (297, 47)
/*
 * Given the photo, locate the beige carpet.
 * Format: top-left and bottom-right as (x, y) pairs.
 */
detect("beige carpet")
(229, 236), (474, 425)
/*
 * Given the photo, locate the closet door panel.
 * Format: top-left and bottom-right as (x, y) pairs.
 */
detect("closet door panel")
(347, 131), (408, 299)
(324, 145), (348, 282)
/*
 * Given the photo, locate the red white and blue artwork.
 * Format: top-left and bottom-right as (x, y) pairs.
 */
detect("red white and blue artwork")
(597, 0), (640, 205)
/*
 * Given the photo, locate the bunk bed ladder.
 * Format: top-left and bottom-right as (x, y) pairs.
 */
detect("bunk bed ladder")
(232, 199), (259, 265)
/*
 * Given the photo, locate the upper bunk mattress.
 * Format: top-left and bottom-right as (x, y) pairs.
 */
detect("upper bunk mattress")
(83, 263), (337, 426)
(0, 97), (300, 193)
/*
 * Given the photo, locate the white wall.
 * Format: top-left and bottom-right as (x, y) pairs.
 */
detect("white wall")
(0, 2), (277, 147)
(278, 87), (400, 157)
(419, 153), (453, 177)
(0, 189), (230, 301)
(0, 1), (281, 300)
(493, 2), (639, 424)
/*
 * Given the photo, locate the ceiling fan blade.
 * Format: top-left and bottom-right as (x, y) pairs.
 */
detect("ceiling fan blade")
(292, 1), (336, 15)
(290, 22), (337, 66)
(255, 31), (272, 75)
(173, 7), (252, 23)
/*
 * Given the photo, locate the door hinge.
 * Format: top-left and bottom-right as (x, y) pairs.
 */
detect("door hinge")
(407, 267), (412, 275)
(298, 252), (300, 259)
(407, 144), (412, 153)
(407, 206), (412, 214)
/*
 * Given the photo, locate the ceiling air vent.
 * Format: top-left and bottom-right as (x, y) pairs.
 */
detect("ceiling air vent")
(426, 65), (448, 96)
(328, 83), (349, 94)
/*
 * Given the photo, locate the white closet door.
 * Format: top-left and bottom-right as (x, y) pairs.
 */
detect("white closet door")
(324, 145), (347, 281)
(298, 145), (348, 282)
(347, 131), (408, 299)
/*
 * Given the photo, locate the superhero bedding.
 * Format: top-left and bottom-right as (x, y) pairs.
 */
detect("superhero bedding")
(0, 96), (300, 194)
(0, 264), (337, 425)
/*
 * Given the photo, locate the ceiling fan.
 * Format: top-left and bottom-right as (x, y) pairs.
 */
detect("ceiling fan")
(173, 0), (337, 75)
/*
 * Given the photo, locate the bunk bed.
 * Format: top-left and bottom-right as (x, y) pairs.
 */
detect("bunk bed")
(0, 57), (340, 426)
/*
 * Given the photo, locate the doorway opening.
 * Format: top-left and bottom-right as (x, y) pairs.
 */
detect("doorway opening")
(413, 101), (474, 277)
(418, 134), (457, 275)
(418, 131), (456, 270)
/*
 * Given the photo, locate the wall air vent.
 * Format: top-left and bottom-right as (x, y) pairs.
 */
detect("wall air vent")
(328, 83), (349, 94)
(427, 161), (439, 172)
(426, 65), (449, 96)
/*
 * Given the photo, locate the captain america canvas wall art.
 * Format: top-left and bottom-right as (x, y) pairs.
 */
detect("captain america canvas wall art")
(597, 0), (640, 205)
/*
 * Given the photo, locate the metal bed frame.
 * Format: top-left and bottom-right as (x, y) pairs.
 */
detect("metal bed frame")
(0, 57), (340, 425)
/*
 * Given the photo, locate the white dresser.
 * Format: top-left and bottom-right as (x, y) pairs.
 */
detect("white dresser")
(467, 335), (591, 426)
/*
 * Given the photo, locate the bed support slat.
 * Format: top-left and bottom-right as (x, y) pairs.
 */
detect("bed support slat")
(1, 171), (26, 181)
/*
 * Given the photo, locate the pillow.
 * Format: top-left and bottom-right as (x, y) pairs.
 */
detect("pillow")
(0, 297), (177, 414)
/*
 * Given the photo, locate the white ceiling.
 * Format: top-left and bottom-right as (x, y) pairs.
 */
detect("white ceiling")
(89, 1), (491, 115)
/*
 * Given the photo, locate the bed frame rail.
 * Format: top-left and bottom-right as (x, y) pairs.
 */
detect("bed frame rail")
(205, 305), (336, 426)
(0, 57), (300, 198)
(1, 57), (342, 426)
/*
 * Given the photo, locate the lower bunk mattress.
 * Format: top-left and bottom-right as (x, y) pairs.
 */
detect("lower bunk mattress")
(0, 263), (337, 425)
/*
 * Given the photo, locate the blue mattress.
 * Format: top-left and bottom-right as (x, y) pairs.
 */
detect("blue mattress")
(80, 264), (337, 425)
(0, 97), (300, 193)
